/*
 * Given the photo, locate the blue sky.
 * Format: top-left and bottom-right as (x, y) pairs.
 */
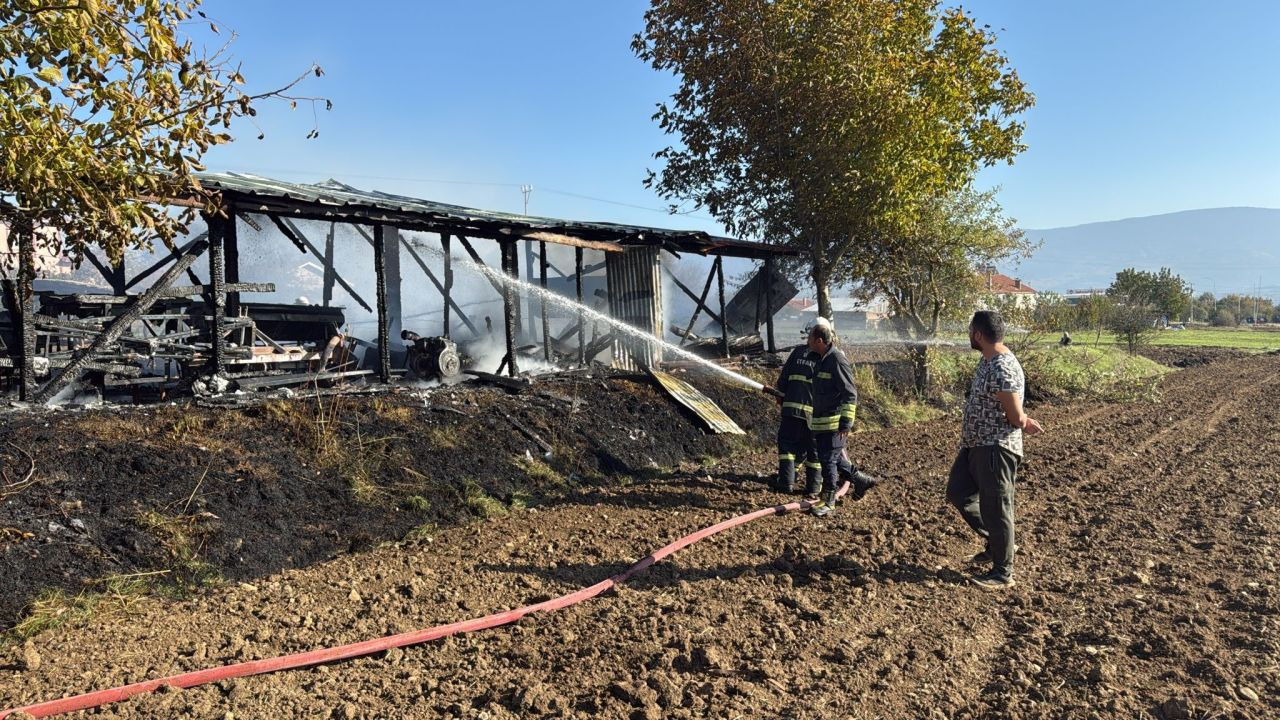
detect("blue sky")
(201, 0), (1280, 234)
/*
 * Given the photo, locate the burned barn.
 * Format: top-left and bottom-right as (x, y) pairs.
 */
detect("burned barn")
(0, 173), (798, 405)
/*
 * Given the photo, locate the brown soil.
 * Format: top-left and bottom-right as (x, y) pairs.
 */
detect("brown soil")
(2, 354), (1278, 719)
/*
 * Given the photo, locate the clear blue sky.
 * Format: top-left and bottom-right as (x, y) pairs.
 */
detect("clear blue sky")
(201, 0), (1280, 234)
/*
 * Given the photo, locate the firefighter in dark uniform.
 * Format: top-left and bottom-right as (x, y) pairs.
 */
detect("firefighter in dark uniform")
(807, 322), (878, 517)
(772, 318), (827, 494)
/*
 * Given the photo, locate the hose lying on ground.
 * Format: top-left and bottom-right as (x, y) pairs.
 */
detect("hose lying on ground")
(1, 482), (850, 719)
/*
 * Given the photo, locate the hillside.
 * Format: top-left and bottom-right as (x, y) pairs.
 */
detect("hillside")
(1017, 207), (1280, 297)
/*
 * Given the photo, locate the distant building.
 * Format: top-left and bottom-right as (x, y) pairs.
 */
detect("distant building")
(787, 295), (890, 331)
(1063, 288), (1108, 305)
(979, 266), (1037, 310)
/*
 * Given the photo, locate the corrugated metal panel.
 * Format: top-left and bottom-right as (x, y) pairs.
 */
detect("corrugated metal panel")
(192, 172), (796, 258)
(649, 370), (744, 435)
(606, 246), (663, 370)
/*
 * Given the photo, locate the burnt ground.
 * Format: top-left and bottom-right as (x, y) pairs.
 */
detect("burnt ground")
(2, 349), (1278, 719)
(0, 369), (773, 631)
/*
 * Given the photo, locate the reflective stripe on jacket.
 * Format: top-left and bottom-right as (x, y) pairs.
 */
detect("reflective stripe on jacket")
(808, 345), (858, 433)
(776, 345), (819, 422)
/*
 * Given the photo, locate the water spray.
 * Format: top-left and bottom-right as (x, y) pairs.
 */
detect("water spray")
(409, 240), (779, 397)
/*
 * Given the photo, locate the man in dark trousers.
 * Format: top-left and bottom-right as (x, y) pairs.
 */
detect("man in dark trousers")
(772, 318), (827, 494)
(946, 310), (1044, 590)
(806, 323), (877, 517)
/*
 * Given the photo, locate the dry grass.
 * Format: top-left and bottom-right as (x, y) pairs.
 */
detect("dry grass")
(6, 574), (155, 644)
(261, 395), (402, 504)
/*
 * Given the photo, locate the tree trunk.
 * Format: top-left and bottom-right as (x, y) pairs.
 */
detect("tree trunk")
(811, 261), (833, 321)
(907, 342), (930, 395)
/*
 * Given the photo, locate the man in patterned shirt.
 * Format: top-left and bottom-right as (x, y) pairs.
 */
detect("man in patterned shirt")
(946, 310), (1043, 590)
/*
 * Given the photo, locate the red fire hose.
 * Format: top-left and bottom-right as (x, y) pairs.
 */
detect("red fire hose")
(1, 482), (849, 719)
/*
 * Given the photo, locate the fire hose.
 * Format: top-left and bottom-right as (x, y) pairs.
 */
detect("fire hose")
(1, 481), (850, 719)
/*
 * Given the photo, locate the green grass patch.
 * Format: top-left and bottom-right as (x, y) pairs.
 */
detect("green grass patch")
(462, 480), (507, 518)
(1019, 345), (1170, 402)
(853, 365), (945, 430)
(1087, 327), (1280, 351)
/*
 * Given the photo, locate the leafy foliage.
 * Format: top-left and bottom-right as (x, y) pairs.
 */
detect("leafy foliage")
(633, 0), (1033, 315)
(0, 0), (325, 264)
(1106, 267), (1192, 321)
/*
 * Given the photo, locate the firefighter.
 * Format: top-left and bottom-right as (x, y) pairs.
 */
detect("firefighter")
(772, 318), (827, 494)
(807, 322), (878, 517)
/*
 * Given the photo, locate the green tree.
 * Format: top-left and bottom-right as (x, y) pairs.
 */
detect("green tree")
(0, 0), (325, 266)
(1109, 303), (1157, 355)
(845, 188), (1029, 390)
(1105, 267), (1191, 322)
(633, 0), (1033, 319)
(1075, 293), (1117, 345)
(1192, 291), (1216, 324)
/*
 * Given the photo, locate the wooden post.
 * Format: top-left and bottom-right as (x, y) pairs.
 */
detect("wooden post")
(717, 256), (729, 358)
(501, 241), (519, 377)
(764, 256), (776, 353)
(510, 241), (523, 341)
(442, 233), (452, 339)
(381, 225), (403, 341)
(373, 224), (391, 383)
(207, 214), (227, 375)
(15, 227), (36, 401)
(322, 222), (335, 307)
(524, 239), (537, 340)
(539, 241), (550, 361)
(575, 246), (585, 365)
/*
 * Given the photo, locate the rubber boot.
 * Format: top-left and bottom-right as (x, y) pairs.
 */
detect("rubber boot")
(850, 470), (880, 500)
(803, 464), (821, 497)
(775, 459), (795, 493)
(810, 487), (837, 517)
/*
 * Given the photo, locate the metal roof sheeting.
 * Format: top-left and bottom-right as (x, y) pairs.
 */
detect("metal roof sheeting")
(194, 172), (796, 258)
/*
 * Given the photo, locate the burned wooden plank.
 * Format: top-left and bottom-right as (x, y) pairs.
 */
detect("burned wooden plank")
(505, 415), (553, 456)
(235, 369), (373, 390)
(123, 233), (207, 291)
(157, 282), (276, 298)
(463, 369), (531, 392)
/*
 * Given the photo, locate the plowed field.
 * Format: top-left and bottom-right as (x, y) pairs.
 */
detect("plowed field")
(3, 352), (1277, 719)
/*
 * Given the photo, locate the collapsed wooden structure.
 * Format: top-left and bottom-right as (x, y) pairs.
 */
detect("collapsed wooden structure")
(0, 172), (798, 404)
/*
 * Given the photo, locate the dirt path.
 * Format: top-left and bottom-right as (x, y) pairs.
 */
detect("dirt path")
(2, 354), (1277, 719)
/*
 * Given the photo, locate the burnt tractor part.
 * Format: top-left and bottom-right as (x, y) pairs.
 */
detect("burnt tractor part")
(402, 331), (462, 381)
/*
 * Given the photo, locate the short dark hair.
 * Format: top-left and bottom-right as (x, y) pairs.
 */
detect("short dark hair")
(971, 310), (1005, 343)
(809, 325), (834, 344)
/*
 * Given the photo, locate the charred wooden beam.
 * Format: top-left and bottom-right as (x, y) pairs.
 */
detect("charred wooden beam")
(539, 241), (550, 362)
(273, 217), (374, 313)
(157, 282), (276, 298)
(322, 222), (336, 307)
(123, 233), (207, 292)
(500, 241), (519, 377)
(764, 256), (776, 353)
(717, 256), (729, 358)
(442, 233), (453, 339)
(674, 257), (720, 347)
(373, 224), (391, 384)
(499, 228), (622, 254)
(399, 236), (480, 338)
(456, 235), (507, 297)
(575, 246), (585, 365)
(207, 213), (228, 374)
(32, 239), (209, 404)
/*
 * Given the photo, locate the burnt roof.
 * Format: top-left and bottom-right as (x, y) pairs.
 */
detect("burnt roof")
(194, 172), (797, 259)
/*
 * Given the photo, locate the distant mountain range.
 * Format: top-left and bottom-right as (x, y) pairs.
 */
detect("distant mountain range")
(1014, 207), (1280, 299)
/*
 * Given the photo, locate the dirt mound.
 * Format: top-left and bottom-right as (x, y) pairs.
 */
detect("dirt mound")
(1138, 345), (1254, 368)
(2, 354), (1278, 719)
